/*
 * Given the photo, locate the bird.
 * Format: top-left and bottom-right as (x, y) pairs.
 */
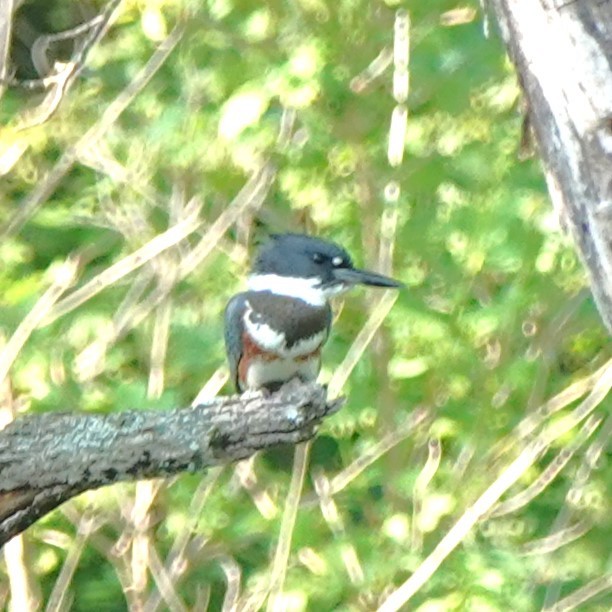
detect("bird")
(224, 233), (403, 393)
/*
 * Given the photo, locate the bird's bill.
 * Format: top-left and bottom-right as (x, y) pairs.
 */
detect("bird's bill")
(332, 267), (404, 288)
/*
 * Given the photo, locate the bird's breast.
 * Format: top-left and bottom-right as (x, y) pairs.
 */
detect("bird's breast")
(242, 292), (330, 358)
(238, 330), (322, 391)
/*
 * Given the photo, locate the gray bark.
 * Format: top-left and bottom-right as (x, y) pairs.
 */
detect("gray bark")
(0, 381), (341, 547)
(492, 0), (612, 333)
(0, 0), (15, 94)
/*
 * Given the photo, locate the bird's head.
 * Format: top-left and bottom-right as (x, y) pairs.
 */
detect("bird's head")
(247, 233), (403, 305)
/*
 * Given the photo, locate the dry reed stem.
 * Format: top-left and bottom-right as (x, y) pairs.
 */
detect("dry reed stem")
(521, 519), (592, 556)
(193, 584), (211, 612)
(325, 407), (429, 497)
(490, 413), (602, 517)
(73, 163), (276, 383)
(0, 258), (79, 387)
(221, 556), (242, 612)
(262, 286), (400, 609)
(1, 338), (38, 611)
(264, 440), (311, 612)
(148, 297), (172, 398)
(73, 271), (155, 381)
(145, 544), (187, 612)
(59, 504), (136, 606)
(45, 515), (99, 612)
(178, 163), (276, 278)
(313, 470), (364, 584)
(42, 199), (201, 325)
(234, 457), (279, 519)
(130, 480), (161, 599)
(376, 361), (612, 612)
(144, 468), (224, 612)
(350, 47), (393, 93)
(3, 535), (38, 612)
(192, 367), (230, 406)
(544, 574), (612, 612)
(490, 358), (612, 461)
(378, 438), (547, 612)
(329, 291), (400, 398)
(76, 141), (163, 208)
(2, 21), (185, 238)
(263, 12), (407, 608)
(411, 438), (442, 551)
(130, 294), (174, 607)
(313, 470), (345, 537)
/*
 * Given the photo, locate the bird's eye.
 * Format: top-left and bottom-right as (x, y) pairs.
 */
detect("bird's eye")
(332, 256), (344, 267)
(312, 253), (324, 264)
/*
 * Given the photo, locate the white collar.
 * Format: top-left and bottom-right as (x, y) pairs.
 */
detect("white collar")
(247, 274), (330, 306)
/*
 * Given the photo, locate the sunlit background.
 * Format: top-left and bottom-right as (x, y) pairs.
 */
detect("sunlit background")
(0, 0), (610, 610)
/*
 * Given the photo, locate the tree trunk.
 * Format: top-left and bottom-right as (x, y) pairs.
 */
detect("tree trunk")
(492, 0), (612, 334)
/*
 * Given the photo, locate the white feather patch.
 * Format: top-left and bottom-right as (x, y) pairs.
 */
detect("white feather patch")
(243, 301), (286, 351)
(247, 274), (327, 306)
(245, 355), (320, 389)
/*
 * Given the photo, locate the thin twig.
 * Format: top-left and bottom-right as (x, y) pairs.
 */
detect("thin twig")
(378, 439), (547, 612)
(313, 470), (344, 536)
(179, 164), (276, 277)
(59, 504), (134, 608)
(234, 457), (279, 519)
(192, 368), (230, 406)
(29, 13), (105, 77)
(350, 47), (393, 93)
(74, 270), (156, 382)
(71, 163), (275, 374)
(130, 479), (161, 600)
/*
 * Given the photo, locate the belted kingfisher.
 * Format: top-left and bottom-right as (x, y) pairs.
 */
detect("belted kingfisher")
(224, 233), (403, 393)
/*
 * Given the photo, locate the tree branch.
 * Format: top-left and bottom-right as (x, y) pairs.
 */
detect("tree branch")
(0, 380), (342, 547)
(491, 0), (612, 333)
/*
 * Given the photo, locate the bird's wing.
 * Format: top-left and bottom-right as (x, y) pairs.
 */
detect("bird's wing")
(324, 303), (332, 341)
(224, 293), (248, 392)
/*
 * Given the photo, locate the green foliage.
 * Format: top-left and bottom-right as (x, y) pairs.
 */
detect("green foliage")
(1, 0), (610, 610)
